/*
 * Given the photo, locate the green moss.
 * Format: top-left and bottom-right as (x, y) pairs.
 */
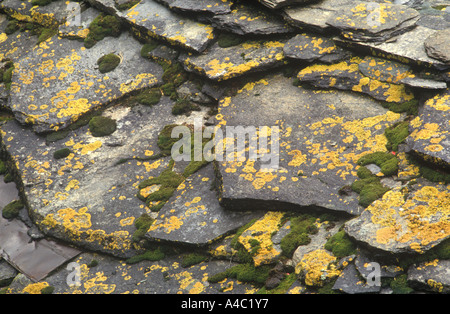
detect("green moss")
(208, 263), (271, 286)
(356, 166), (373, 179)
(157, 124), (182, 156)
(2, 200), (24, 220)
(125, 247), (165, 264)
(181, 253), (209, 268)
(161, 83), (176, 97)
(390, 275), (413, 294)
(258, 273), (297, 294)
(88, 116), (117, 137)
(132, 213), (154, 242)
(381, 99), (418, 116)
(97, 53), (120, 74)
(5, 20), (19, 35)
(0, 160), (7, 175)
(135, 88), (162, 106)
(84, 14), (122, 48)
(116, 0), (140, 11)
(280, 214), (317, 257)
(141, 41), (159, 58)
(419, 164), (450, 184)
(172, 99), (200, 115)
(162, 63), (187, 87)
(37, 28), (57, 44)
(87, 260), (99, 268)
(217, 33), (244, 48)
(31, 0), (57, 6)
(53, 148), (71, 160)
(3, 173), (13, 183)
(3, 67), (14, 85)
(357, 151), (398, 176)
(385, 121), (410, 152)
(324, 230), (357, 258)
(40, 286), (54, 294)
(358, 180), (390, 208)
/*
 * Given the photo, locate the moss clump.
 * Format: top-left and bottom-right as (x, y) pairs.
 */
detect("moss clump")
(280, 214), (318, 257)
(5, 20), (19, 35)
(31, 0), (57, 6)
(172, 99), (200, 116)
(390, 275), (413, 294)
(351, 176), (390, 208)
(97, 53), (121, 73)
(53, 148), (71, 160)
(37, 28), (57, 44)
(385, 121), (410, 152)
(88, 116), (117, 137)
(136, 88), (162, 106)
(324, 230), (357, 258)
(381, 99), (418, 116)
(157, 124), (182, 156)
(126, 247), (165, 264)
(161, 63), (187, 87)
(217, 33), (244, 48)
(40, 286), (55, 294)
(140, 41), (159, 58)
(2, 66), (14, 87)
(419, 164), (450, 184)
(116, 0), (140, 11)
(84, 14), (122, 48)
(357, 151), (399, 176)
(87, 260), (99, 268)
(0, 160), (7, 175)
(132, 213), (154, 242)
(181, 253), (209, 268)
(208, 263), (271, 286)
(2, 200), (24, 220)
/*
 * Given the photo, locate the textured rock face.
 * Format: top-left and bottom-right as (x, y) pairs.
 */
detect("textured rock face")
(424, 29), (450, 64)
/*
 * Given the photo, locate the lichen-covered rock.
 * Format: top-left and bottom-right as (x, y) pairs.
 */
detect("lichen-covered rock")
(179, 40), (287, 82)
(358, 56), (413, 84)
(326, 2), (420, 43)
(162, 0), (234, 16)
(295, 249), (341, 287)
(345, 183), (450, 255)
(407, 89), (449, 166)
(332, 262), (381, 294)
(211, 4), (294, 36)
(283, 33), (350, 64)
(258, 0), (317, 10)
(297, 56), (416, 103)
(424, 28), (450, 65)
(407, 259), (450, 293)
(147, 164), (264, 246)
(58, 6), (100, 40)
(215, 74), (403, 215)
(9, 32), (163, 133)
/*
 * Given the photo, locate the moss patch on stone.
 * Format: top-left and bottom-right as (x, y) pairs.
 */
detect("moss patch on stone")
(88, 116), (117, 137)
(324, 230), (357, 258)
(208, 263), (271, 286)
(141, 41), (159, 58)
(280, 214), (318, 258)
(31, 0), (57, 6)
(53, 148), (71, 160)
(132, 213), (155, 243)
(97, 53), (121, 73)
(357, 151), (399, 176)
(217, 33), (244, 48)
(385, 121), (410, 152)
(181, 253), (209, 268)
(84, 14), (122, 48)
(2, 200), (24, 220)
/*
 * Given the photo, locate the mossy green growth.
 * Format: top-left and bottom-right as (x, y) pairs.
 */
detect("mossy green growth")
(135, 88), (162, 106)
(208, 263), (271, 286)
(385, 121), (410, 152)
(40, 286), (55, 294)
(37, 28), (57, 44)
(157, 124), (182, 156)
(31, 0), (57, 6)
(172, 99), (200, 116)
(53, 148), (71, 160)
(132, 213), (155, 242)
(390, 274), (413, 294)
(181, 253), (209, 268)
(3, 66), (14, 86)
(88, 116), (117, 137)
(0, 160), (7, 175)
(116, 0), (140, 11)
(217, 33), (244, 48)
(140, 41), (159, 58)
(351, 176), (390, 208)
(125, 247), (165, 264)
(84, 14), (122, 48)
(381, 99), (418, 116)
(5, 20), (19, 35)
(161, 63), (187, 87)
(2, 200), (24, 220)
(280, 214), (318, 258)
(324, 230), (357, 258)
(357, 151), (399, 176)
(97, 53), (121, 74)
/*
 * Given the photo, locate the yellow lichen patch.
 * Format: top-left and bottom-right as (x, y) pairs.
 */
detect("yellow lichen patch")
(119, 73), (158, 94)
(22, 282), (50, 294)
(238, 211), (284, 266)
(295, 249), (341, 287)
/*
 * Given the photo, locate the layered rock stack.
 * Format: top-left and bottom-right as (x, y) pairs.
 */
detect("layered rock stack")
(0, 0), (448, 294)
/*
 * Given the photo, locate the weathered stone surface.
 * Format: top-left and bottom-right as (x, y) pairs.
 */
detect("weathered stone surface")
(345, 182), (450, 255)
(326, 2), (420, 43)
(258, 0), (317, 10)
(215, 74), (403, 215)
(283, 33), (351, 64)
(399, 76), (448, 90)
(358, 56), (412, 84)
(0, 100), (189, 258)
(58, 6), (99, 40)
(334, 26), (449, 69)
(0, 15), (38, 63)
(211, 4), (294, 36)
(0, 260), (18, 287)
(9, 32), (163, 133)
(162, 0), (234, 16)
(89, 0), (215, 52)
(407, 89), (449, 166)
(354, 252), (403, 280)
(179, 40), (287, 82)
(424, 29), (450, 65)
(147, 164), (264, 246)
(408, 259), (450, 293)
(297, 56), (416, 103)
(332, 262), (381, 294)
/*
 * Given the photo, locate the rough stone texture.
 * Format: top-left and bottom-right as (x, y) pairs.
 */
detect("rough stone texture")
(408, 259), (450, 293)
(9, 32), (163, 133)
(297, 56), (416, 103)
(332, 262), (381, 294)
(424, 29), (450, 65)
(326, 2), (420, 43)
(179, 40), (287, 82)
(407, 89), (449, 166)
(345, 182), (450, 255)
(215, 74), (403, 215)
(358, 56), (413, 84)
(211, 4), (294, 36)
(147, 164), (264, 246)
(162, 0), (234, 16)
(283, 33), (351, 64)
(258, 0), (317, 9)
(58, 6), (100, 40)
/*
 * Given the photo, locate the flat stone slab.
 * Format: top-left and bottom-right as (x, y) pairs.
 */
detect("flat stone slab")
(211, 4), (294, 36)
(424, 29), (450, 65)
(9, 32), (163, 133)
(408, 259), (450, 293)
(179, 40), (287, 82)
(0, 100), (191, 258)
(407, 89), (449, 166)
(283, 33), (350, 64)
(58, 6), (100, 40)
(162, 0), (234, 16)
(345, 182), (450, 255)
(0, 15), (38, 63)
(297, 56), (416, 103)
(89, 0), (215, 52)
(258, 0), (317, 10)
(358, 56), (412, 84)
(332, 262), (381, 294)
(215, 74), (403, 215)
(147, 164), (265, 246)
(326, 2), (420, 43)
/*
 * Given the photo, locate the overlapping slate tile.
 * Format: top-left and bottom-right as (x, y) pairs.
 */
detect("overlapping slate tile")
(158, 0), (234, 16)
(147, 164), (264, 246)
(258, 0), (316, 10)
(407, 89), (449, 166)
(408, 259), (450, 293)
(179, 40), (287, 82)
(424, 29), (450, 65)
(9, 32), (163, 133)
(345, 182), (450, 255)
(58, 6), (100, 40)
(215, 74), (403, 215)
